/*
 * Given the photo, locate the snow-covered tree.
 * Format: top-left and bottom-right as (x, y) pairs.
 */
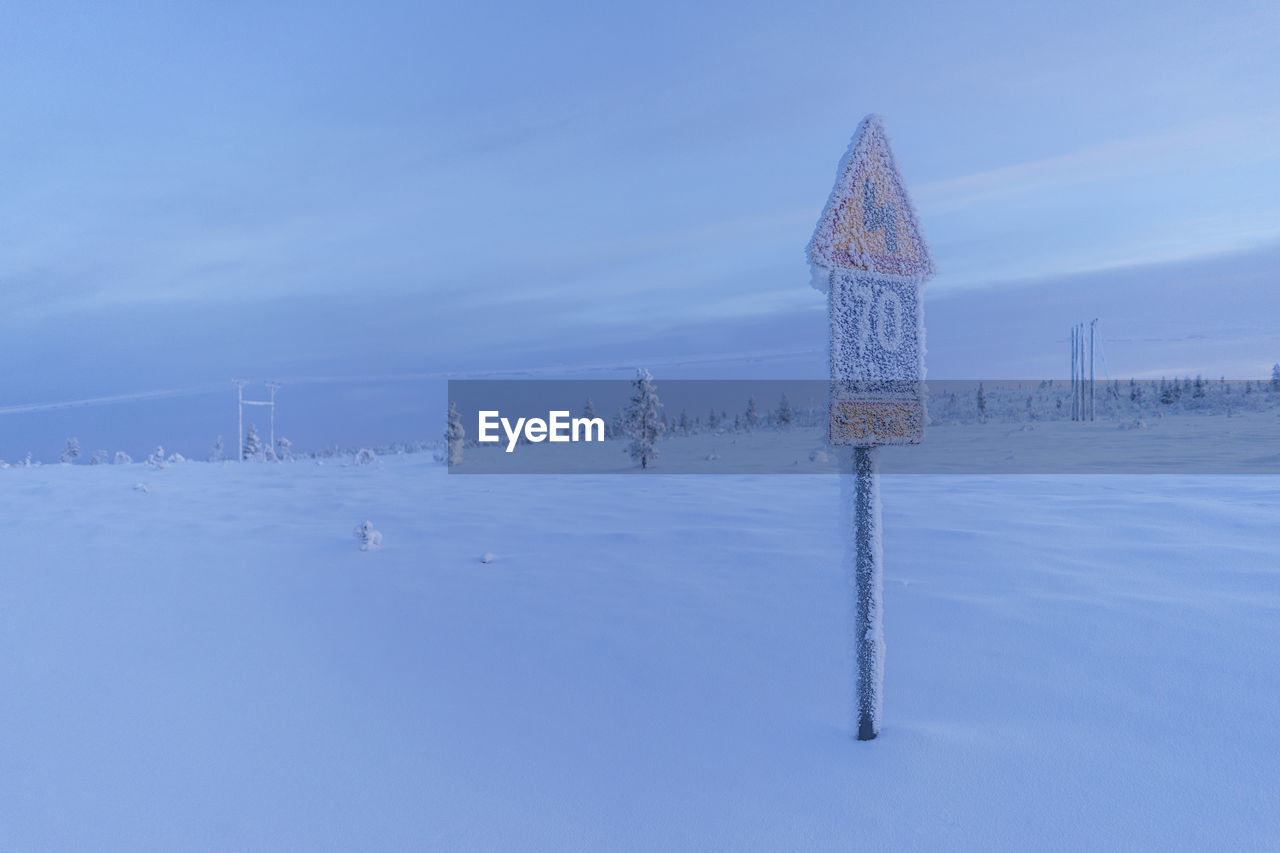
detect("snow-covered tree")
(583, 398), (596, 421)
(1271, 363), (1280, 392)
(776, 394), (793, 429)
(354, 448), (377, 466)
(744, 396), (758, 430)
(446, 401), (466, 466)
(90, 449), (109, 466)
(210, 436), (224, 462)
(276, 437), (292, 461)
(624, 368), (663, 469)
(976, 382), (987, 422)
(243, 424), (262, 460)
(114, 451), (132, 465)
(708, 408), (720, 430)
(353, 520), (382, 551)
(61, 438), (80, 463)
(678, 409), (690, 435)
(147, 446), (168, 469)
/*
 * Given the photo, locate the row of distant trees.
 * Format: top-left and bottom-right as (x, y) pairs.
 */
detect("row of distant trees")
(956, 367), (1280, 425)
(43, 427), (296, 466)
(445, 364), (1280, 467)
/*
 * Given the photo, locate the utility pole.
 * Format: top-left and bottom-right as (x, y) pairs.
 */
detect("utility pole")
(233, 380), (280, 461)
(266, 381), (281, 459)
(233, 379), (248, 461)
(1089, 319), (1096, 421)
(1070, 325), (1076, 421)
(1078, 323), (1086, 420)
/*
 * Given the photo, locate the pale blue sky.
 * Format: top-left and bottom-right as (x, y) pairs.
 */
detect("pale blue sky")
(1, 0), (1278, 455)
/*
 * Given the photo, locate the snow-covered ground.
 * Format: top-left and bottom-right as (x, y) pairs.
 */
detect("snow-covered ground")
(3, 455), (1278, 849)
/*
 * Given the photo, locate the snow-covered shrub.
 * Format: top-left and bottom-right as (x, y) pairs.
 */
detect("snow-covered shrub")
(90, 450), (109, 466)
(243, 424), (263, 461)
(276, 437), (292, 461)
(62, 438), (80, 463)
(147, 446), (168, 469)
(167, 452), (185, 463)
(776, 395), (793, 429)
(480, 552), (495, 564)
(353, 521), (382, 551)
(353, 448), (377, 466)
(209, 436), (224, 462)
(446, 402), (465, 466)
(114, 451), (132, 465)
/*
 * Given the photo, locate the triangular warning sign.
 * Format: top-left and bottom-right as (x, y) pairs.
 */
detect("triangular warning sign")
(807, 115), (935, 280)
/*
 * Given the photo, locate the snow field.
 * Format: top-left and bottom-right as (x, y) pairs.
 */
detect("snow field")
(2, 456), (1277, 849)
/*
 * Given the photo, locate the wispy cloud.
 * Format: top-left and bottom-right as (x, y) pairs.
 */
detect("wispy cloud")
(913, 111), (1280, 215)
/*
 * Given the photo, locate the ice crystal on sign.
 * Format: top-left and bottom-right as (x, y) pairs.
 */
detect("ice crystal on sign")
(806, 114), (935, 288)
(807, 115), (935, 448)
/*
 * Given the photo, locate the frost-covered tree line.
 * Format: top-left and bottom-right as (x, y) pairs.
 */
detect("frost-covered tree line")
(926, 373), (1280, 425)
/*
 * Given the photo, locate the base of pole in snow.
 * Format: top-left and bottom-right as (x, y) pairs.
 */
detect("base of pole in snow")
(852, 446), (883, 741)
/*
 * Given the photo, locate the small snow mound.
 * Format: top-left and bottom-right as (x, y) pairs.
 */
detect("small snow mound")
(705, 452), (720, 461)
(809, 449), (831, 463)
(1120, 419), (1149, 430)
(480, 552), (496, 564)
(133, 483), (148, 493)
(353, 521), (382, 551)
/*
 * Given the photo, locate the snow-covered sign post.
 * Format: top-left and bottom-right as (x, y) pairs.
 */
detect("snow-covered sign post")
(807, 115), (935, 741)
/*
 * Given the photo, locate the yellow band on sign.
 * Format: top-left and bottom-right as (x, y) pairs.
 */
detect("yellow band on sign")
(829, 400), (924, 446)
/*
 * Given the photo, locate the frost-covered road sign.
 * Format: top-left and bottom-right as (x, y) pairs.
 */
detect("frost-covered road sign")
(808, 115), (934, 741)
(809, 115), (933, 446)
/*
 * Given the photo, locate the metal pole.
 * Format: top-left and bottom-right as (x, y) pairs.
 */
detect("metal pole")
(1078, 324), (1085, 420)
(851, 446), (883, 740)
(1089, 319), (1096, 421)
(1071, 326), (1077, 421)
(234, 380), (245, 462)
(268, 383), (277, 459)
(1070, 322), (1080, 417)
(1080, 322), (1090, 417)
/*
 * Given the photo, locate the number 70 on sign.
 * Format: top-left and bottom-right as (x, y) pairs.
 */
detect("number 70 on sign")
(828, 271), (923, 381)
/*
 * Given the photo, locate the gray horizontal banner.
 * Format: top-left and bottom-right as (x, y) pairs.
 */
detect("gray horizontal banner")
(445, 379), (1280, 474)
